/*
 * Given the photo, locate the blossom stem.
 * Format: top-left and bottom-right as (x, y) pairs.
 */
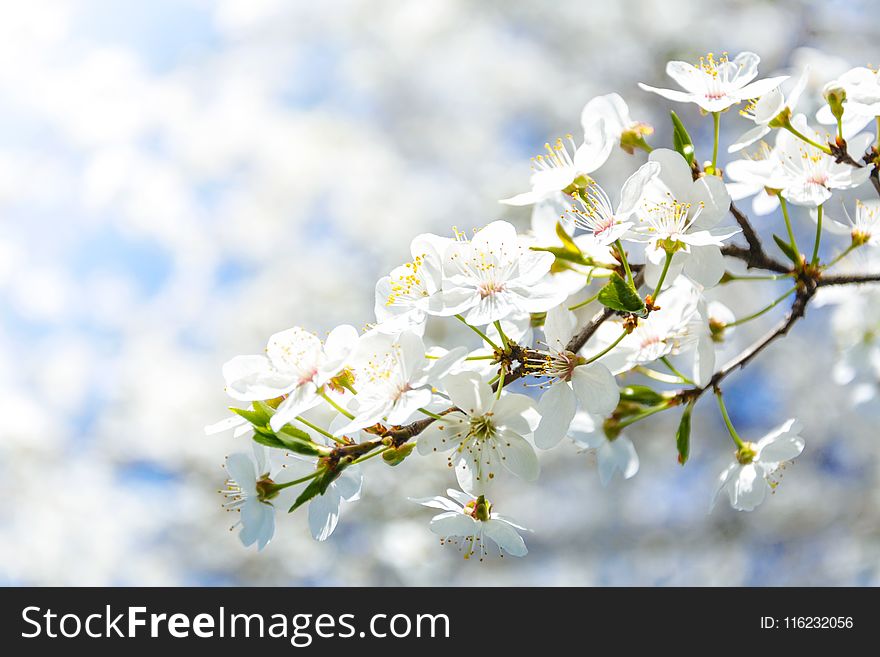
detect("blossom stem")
(824, 242), (860, 268)
(811, 204), (823, 266)
(614, 239), (635, 289)
(496, 368), (505, 399)
(493, 320), (511, 350)
(418, 408), (448, 421)
(634, 365), (685, 384)
(722, 272), (792, 282)
(271, 470), (321, 491)
(617, 401), (672, 430)
(778, 196), (801, 261)
(318, 389), (355, 420)
(652, 250), (674, 300)
(351, 446), (390, 465)
(782, 123), (832, 154)
(582, 329), (627, 365)
(659, 356), (694, 385)
(295, 415), (346, 444)
(725, 285), (797, 328)
(714, 389), (745, 450)
(455, 314), (499, 350)
(711, 112), (720, 172)
(568, 291), (601, 311)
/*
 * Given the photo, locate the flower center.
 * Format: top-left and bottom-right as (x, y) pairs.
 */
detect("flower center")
(478, 279), (506, 299)
(468, 414), (496, 441)
(386, 254), (430, 306)
(736, 442), (758, 465)
(531, 135), (577, 172)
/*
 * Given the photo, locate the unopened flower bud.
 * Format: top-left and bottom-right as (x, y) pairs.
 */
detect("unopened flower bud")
(382, 442), (416, 466)
(709, 317), (727, 343)
(619, 122), (654, 154)
(823, 82), (847, 121)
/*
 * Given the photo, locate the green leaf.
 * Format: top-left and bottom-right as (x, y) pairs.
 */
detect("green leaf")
(619, 385), (666, 406)
(251, 400), (276, 423)
(277, 426), (324, 456)
(251, 430), (289, 450)
(676, 402), (694, 466)
(229, 406), (267, 427)
(531, 245), (591, 266)
(670, 111), (695, 165)
(288, 467), (341, 513)
(597, 273), (646, 314)
(772, 234), (801, 265)
(555, 220), (581, 255)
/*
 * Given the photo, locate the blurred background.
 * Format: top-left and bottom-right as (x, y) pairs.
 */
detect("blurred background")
(2, 0), (880, 586)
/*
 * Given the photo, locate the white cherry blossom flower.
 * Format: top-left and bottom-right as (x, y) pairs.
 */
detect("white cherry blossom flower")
(712, 419), (805, 511)
(283, 454), (364, 542)
(530, 305), (620, 449)
(335, 330), (466, 435)
(222, 445), (287, 550)
(417, 371), (540, 495)
(631, 149), (737, 289)
(374, 233), (450, 335)
(528, 195), (617, 296)
(725, 142), (783, 216)
(816, 66), (880, 134)
(500, 125), (612, 206)
(570, 161), (660, 246)
(568, 411), (639, 486)
(580, 93), (653, 154)
(775, 114), (872, 207)
(588, 278), (716, 386)
(639, 51), (787, 112)
(729, 67), (810, 153)
(813, 200), (880, 247)
(438, 220), (566, 325)
(221, 324), (359, 433)
(412, 489), (528, 559)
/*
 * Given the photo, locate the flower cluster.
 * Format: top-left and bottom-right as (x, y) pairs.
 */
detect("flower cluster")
(208, 51), (880, 555)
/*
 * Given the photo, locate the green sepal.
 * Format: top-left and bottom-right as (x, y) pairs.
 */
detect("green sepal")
(670, 111), (695, 165)
(772, 234), (801, 265)
(676, 402), (694, 466)
(597, 273), (646, 314)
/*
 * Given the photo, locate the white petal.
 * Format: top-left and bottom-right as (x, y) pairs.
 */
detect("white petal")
(617, 161), (661, 217)
(638, 83), (695, 104)
(543, 304), (577, 350)
(649, 148), (694, 202)
(731, 463), (767, 511)
(496, 430), (540, 481)
(728, 125), (771, 153)
(442, 371), (492, 416)
(483, 519), (528, 557)
(308, 487), (343, 541)
(429, 512), (477, 537)
(226, 453), (257, 493)
(571, 363), (620, 415)
(756, 419), (804, 463)
(682, 245), (726, 288)
(693, 334), (716, 387)
(222, 355), (294, 401)
(736, 76), (788, 100)
(534, 383), (577, 449)
(410, 495), (461, 513)
(333, 465), (363, 502)
(574, 118), (612, 173)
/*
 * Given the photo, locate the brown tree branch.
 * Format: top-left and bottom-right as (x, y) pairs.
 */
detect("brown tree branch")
(818, 272), (880, 287)
(676, 281), (816, 405)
